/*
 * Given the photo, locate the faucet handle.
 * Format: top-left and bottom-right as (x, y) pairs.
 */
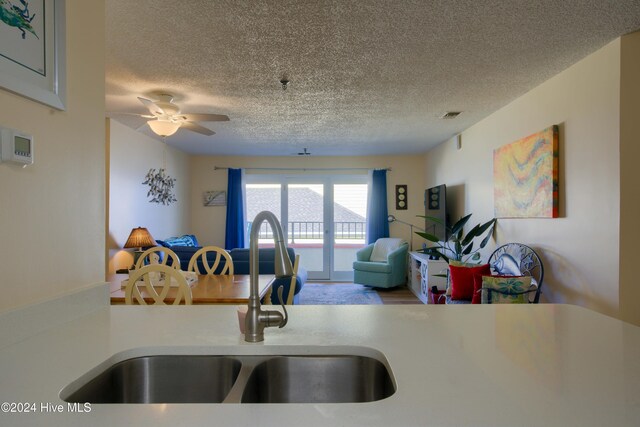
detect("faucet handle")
(277, 286), (288, 328)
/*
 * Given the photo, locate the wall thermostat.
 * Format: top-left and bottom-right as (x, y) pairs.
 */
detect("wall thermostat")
(0, 126), (34, 165)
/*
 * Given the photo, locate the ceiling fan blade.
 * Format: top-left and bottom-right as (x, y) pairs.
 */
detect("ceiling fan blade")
(111, 112), (155, 119)
(180, 113), (229, 122)
(138, 97), (165, 116)
(181, 121), (215, 136)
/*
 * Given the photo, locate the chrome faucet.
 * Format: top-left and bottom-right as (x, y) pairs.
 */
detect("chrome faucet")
(245, 211), (294, 342)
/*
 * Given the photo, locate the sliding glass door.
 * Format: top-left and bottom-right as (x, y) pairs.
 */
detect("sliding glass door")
(246, 174), (368, 281)
(332, 182), (368, 281)
(286, 180), (329, 279)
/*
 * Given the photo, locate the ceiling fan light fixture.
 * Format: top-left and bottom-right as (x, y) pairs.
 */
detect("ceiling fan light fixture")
(148, 120), (180, 137)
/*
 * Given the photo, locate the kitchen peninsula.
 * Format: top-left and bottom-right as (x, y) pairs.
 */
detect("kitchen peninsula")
(0, 289), (639, 426)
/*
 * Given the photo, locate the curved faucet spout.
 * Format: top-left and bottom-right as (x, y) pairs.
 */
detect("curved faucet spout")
(245, 211), (294, 342)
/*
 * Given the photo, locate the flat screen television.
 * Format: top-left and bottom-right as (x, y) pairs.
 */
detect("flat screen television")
(424, 184), (448, 241)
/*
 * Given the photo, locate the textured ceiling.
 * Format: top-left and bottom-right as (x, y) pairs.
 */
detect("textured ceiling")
(105, 0), (640, 156)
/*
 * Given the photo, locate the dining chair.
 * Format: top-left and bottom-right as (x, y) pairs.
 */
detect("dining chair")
(263, 254), (299, 305)
(134, 246), (181, 270)
(487, 243), (544, 303)
(187, 246), (234, 275)
(125, 264), (192, 305)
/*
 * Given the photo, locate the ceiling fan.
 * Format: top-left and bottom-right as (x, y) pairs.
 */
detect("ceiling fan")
(135, 93), (229, 137)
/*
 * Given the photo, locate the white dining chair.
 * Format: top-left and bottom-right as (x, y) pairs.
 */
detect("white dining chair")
(125, 264), (192, 305)
(187, 246), (234, 275)
(134, 246), (181, 270)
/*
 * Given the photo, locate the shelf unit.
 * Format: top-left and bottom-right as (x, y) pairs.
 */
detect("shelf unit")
(408, 252), (448, 304)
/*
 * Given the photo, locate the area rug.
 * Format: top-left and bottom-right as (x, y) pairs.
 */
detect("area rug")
(297, 283), (383, 305)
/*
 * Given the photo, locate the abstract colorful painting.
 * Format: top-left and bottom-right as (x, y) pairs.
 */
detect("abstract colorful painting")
(493, 126), (559, 218)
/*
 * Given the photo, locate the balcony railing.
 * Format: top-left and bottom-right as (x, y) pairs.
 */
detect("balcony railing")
(248, 221), (366, 242)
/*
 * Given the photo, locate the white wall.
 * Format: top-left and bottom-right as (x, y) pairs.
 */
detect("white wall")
(190, 155), (426, 250)
(424, 39), (623, 319)
(0, 1), (106, 311)
(107, 120), (191, 273)
(619, 31), (640, 326)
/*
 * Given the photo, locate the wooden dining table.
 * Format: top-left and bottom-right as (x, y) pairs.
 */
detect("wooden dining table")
(109, 273), (274, 305)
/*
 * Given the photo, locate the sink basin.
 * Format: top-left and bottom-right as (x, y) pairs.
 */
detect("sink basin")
(63, 356), (241, 403)
(61, 347), (396, 404)
(240, 355), (395, 403)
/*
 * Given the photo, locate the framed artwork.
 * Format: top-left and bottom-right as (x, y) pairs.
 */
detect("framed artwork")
(203, 191), (226, 206)
(493, 125), (559, 218)
(395, 185), (407, 210)
(0, 0), (66, 110)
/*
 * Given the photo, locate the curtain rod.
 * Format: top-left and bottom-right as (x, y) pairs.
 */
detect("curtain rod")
(214, 166), (391, 172)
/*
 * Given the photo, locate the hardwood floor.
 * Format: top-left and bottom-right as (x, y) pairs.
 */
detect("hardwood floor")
(308, 281), (422, 305)
(374, 285), (422, 305)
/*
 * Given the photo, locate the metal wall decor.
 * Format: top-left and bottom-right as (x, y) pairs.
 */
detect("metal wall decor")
(203, 191), (226, 206)
(142, 168), (177, 205)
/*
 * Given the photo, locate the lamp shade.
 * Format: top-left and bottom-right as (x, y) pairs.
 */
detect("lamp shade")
(123, 227), (157, 249)
(148, 120), (180, 137)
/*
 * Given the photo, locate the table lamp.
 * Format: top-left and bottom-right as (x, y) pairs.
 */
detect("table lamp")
(123, 227), (157, 268)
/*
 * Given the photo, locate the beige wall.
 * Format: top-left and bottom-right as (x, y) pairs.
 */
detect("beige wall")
(619, 32), (640, 326)
(0, 2), (106, 311)
(424, 39), (622, 319)
(107, 120), (191, 273)
(190, 155), (426, 250)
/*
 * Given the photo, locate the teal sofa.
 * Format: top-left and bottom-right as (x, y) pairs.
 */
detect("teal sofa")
(353, 239), (409, 288)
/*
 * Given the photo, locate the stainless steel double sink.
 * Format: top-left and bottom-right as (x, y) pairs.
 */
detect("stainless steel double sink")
(60, 347), (396, 404)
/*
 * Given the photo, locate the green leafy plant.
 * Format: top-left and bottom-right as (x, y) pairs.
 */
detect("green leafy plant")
(416, 214), (496, 264)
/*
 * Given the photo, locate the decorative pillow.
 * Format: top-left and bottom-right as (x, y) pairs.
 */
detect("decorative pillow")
(449, 260), (481, 268)
(472, 273), (484, 304)
(491, 253), (522, 276)
(369, 238), (406, 262)
(480, 276), (535, 304)
(449, 263), (491, 301)
(472, 274), (521, 304)
(163, 234), (199, 247)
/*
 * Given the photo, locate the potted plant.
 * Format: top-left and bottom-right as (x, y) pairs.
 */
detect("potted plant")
(416, 214), (496, 264)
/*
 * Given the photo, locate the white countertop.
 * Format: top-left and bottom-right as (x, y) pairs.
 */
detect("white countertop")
(1, 303), (639, 426)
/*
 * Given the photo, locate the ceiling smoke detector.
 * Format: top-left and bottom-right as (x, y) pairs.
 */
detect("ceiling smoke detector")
(440, 111), (462, 119)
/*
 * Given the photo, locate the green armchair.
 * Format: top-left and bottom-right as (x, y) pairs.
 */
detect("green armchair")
(353, 238), (409, 288)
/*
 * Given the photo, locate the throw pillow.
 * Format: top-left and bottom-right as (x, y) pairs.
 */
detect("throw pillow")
(449, 260), (481, 268)
(449, 263), (491, 301)
(472, 274), (523, 304)
(369, 238), (406, 262)
(472, 273), (485, 304)
(163, 234), (199, 247)
(184, 234), (199, 246)
(480, 276), (534, 304)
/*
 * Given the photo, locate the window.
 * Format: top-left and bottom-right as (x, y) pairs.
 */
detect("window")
(245, 174), (368, 280)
